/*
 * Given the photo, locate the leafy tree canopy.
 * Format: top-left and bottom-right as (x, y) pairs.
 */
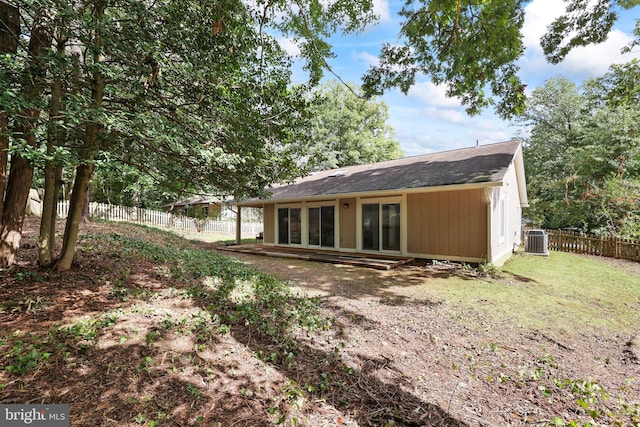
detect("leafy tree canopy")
(362, 0), (640, 119)
(305, 81), (402, 171)
(520, 61), (640, 237)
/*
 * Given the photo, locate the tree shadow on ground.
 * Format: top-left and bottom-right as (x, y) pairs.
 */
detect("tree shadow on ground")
(188, 283), (470, 427)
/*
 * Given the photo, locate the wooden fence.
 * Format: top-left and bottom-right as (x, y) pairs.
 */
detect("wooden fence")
(545, 229), (640, 262)
(56, 201), (262, 237)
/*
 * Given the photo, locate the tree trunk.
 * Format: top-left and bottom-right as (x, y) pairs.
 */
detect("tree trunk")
(0, 0), (20, 227)
(56, 161), (94, 271)
(81, 188), (90, 223)
(0, 7), (52, 267)
(55, 0), (105, 271)
(39, 33), (66, 266)
(39, 163), (63, 263)
(0, 157), (34, 266)
(39, 159), (59, 266)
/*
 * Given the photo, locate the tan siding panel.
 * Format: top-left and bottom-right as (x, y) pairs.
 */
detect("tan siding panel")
(458, 190), (471, 256)
(407, 194), (418, 253)
(339, 198), (356, 249)
(435, 192), (448, 255)
(406, 189), (488, 260)
(468, 190), (487, 258)
(263, 204), (275, 244)
(449, 192), (460, 255)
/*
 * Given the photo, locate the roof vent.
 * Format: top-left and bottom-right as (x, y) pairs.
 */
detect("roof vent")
(329, 169), (347, 177)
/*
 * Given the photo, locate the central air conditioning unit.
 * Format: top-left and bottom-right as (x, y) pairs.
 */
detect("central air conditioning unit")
(525, 229), (549, 256)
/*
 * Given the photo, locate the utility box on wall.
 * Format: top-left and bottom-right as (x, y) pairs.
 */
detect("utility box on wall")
(525, 229), (549, 256)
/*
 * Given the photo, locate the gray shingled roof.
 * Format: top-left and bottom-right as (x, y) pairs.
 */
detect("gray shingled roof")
(252, 140), (522, 202)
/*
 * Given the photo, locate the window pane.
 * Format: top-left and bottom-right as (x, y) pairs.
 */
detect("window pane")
(362, 203), (379, 250)
(290, 208), (302, 244)
(278, 208), (288, 244)
(382, 203), (400, 251)
(320, 206), (335, 247)
(308, 207), (320, 246)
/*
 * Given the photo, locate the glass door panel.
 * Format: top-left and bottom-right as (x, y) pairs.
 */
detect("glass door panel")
(308, 207), (320, 246)
(320, 206), (335, 247)
(362, 203), (380, 250)
(290, 208), (301, 244)
(278, 208), (289, 244)
(278, 207), (301, 245)
(382, 203), (400, 251)
(308, 206), (335, 247)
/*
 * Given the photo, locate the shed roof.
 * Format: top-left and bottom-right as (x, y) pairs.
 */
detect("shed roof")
(241, 140), (525, 204)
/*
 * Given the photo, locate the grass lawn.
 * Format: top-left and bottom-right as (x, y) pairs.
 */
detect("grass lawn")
(418, 251), (640, 336)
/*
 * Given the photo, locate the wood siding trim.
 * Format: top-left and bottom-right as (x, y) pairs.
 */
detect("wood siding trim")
(407, 189), (488, 260)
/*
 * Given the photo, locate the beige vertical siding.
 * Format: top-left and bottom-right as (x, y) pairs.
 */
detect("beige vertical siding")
(407, 189), (488, 259)
(489, 163), (524, 264)
(339, 198), (356, 249)
(263, 203), (275, 244)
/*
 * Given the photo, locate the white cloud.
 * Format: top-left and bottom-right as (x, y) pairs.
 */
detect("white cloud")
(353, 50), (379, 67)
(520, 0), (640, 82)
(421, 107), (467, 124)
(278, 37), (301, 57)
(557, 30), (640, 77)
(372, 0), (391, 22)
(521, 0), (567, 50)
(407, 81), (464, 108)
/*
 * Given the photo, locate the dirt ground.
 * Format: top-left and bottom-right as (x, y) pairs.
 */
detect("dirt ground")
(1, 218), (639, 427)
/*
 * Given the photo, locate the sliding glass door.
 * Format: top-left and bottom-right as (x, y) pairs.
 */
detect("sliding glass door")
(362, 203), (400, 252)
(278, 207), (301, 245)
(308, 206), (335, 248)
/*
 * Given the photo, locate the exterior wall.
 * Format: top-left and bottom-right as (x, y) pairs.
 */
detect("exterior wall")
(257, 172), (523, 265)
(263, 203), (275, 244)
(488, 163), (523, 264)
(339, 198), (356, 249)
(406, 189), (488, 262)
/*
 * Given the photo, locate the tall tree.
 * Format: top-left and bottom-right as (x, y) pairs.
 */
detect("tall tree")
(2, 0), (379, 269)
(306, 81), (402, 171)
(0, 0), (20, 222)
(0, 3), (53, 267)
(521, 63), (640, 237)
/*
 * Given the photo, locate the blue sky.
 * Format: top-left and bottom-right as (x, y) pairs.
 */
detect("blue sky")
(281, 0), (640, 156)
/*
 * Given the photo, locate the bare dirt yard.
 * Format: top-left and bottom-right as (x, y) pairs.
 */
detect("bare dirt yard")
(1, 218), (639, 427)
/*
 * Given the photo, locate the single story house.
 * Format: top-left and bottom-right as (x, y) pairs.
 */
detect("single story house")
(235, 140), (528, 265)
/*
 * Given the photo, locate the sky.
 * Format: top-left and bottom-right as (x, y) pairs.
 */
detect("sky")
(282, 0), (640, 157)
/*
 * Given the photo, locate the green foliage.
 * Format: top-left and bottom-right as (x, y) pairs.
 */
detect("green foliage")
(520, 62), (640, 237)
(3, 337), (52, 376)
(541, 0), (640, 64)
(305, 81), (402, 171)
(362, 0), (527, 118)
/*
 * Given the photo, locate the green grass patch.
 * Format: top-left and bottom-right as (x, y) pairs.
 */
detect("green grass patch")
(419, 252), (640, 336)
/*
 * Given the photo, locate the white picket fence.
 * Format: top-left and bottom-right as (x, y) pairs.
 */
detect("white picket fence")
(56, 201), (262, 237)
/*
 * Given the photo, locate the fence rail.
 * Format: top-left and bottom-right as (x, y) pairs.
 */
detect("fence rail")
(57, 202), (262, 237)
(545, 229), (640, 262)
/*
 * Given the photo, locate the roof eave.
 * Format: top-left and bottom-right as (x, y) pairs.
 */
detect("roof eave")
(234, 181), (503, 207)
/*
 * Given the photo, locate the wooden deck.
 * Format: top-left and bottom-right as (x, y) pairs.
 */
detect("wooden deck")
(217, 245), (414, 270)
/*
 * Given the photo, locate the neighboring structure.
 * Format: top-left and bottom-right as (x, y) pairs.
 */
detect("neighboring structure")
(166, 196), (224, 219)
(235, 140), (528, 265)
